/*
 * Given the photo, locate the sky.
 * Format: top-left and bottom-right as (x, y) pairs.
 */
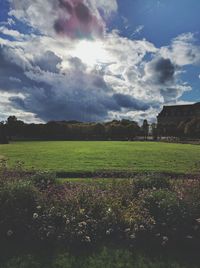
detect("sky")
(0, 0), (200, 123)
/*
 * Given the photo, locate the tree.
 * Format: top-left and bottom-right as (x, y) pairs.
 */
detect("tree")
(6, 116), (24, 140)
(0, 122), (9, 144)
(151, 123), (158, 140)
(142, 119), (149, 140)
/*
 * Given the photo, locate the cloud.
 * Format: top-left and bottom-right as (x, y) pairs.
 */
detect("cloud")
(0, 2), (198, 123)
(33, 51), (62, 73)
(144, 57), (175, 84)
(54, 0), (104, 39)
(160, 33), (200, 66)
(8, 0), (117, 39)
(131, 25), (144, 37)
(0, 29), (192, 122)
(0, 26), (25, 39)
(113, 94), (150, 110)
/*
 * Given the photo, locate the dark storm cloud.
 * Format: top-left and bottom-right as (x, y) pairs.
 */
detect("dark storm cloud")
(0, 46), (59, 92)
(0, 46), (32, 92)
(113, 93), (150, 111)
(154, 58), (175, 83)
(9, 83), (120, 122)
(147, 57), (176, 85)
(0, 43), (156, 122)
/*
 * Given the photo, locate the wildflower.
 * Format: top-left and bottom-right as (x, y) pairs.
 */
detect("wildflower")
(36, 206), (41, 210)
(130, 234), (136, 240)
(163, 236), (168, 242)
(85, 236), (91, 243)
(66, 219), (70, 225)
(107, 208), (112, 214)
(50, 207), (55, 213)
(139, 225), (145, 231)
(77, 231), (83, 236)
(78, 221), (87, 228)
(47, 232), (51, 237)
(79, 208), (85, 214)
(106, 228), (113, 235)
(33, 213), (39, 219)
(7, 230), (13, 237)
(124, 228), (131, 233)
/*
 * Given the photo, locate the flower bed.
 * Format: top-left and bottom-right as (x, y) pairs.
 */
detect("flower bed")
(1, 168), (200, 253)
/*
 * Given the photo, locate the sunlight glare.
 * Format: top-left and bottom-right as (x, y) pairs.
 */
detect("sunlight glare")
(72, 40), (109, 67)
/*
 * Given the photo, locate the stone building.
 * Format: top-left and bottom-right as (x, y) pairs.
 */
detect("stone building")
(157, 102), (200, 126)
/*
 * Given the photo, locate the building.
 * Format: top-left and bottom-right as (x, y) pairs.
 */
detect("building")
(157, 102), (200, 137)
(157, 102), (200, 126)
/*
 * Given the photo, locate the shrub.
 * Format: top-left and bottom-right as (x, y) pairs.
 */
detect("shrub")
(32, 172), (56, 190)
(1, 170), (200, 251)
(3, 255), (42, 268)
(133, 177), (170, 195)
(0, 180), (40, 241)
(141, 189), (188, 245)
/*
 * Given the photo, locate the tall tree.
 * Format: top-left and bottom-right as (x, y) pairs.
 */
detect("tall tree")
(142, 119), (149, 140)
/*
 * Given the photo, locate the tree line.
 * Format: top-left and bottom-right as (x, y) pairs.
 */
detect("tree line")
(0, 116), (144, 143)
(0, 116), (199, 144)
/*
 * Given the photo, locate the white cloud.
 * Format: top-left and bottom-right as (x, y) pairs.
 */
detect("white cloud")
(160, 32), (200, 66)
(131, 25), (144, 37)
(0, 26), (25, 39)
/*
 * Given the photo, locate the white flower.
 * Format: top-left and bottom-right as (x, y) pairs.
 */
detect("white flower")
(33, 213), (39, 219)
(107, 208), (112, 213)
(130, 234), (136, 240)
(78, 221), (87, 228)
(162, 236), (168, 242)
(106, 228), (113, 235)
(85, 236), (91, 243)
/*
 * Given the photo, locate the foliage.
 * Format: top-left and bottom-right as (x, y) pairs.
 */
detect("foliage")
(1, 248), (194, 268)
(0, 180), (40, 241)
(1, 116), (141, 141)
(133, 176), (170, 194)
(32, 171), (56, 190)
(1, 168), (200, 252)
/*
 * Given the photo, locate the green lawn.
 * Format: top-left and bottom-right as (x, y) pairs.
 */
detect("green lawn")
(0, 141), (200, 174)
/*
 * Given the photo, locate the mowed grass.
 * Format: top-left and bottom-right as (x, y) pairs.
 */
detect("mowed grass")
(0, 141), (200, 174)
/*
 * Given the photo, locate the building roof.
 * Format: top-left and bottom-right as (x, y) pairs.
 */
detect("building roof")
(157, 102), (200, 118)
(161, 102), (200, 111)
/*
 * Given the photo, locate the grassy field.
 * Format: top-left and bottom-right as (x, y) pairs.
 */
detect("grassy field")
(0, 141), (200, 174)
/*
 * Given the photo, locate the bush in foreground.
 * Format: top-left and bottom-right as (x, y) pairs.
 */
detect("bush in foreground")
(1, 248), (195, 268)
(1, 171), (200, 252)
